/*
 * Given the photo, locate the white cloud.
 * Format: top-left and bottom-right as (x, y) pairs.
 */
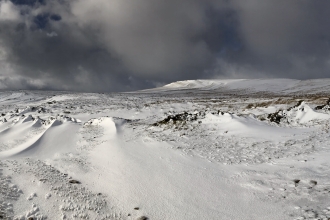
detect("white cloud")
(0, 0), (20, 21)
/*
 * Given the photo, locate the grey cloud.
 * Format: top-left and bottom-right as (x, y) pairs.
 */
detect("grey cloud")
(0, 0), (329, 92)
(222, 0), (330, 79)
(71, 0), (216, 77)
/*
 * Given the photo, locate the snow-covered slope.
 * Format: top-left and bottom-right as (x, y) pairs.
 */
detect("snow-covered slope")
(1, 80), (330, 219)
(142, 78), (330, 95)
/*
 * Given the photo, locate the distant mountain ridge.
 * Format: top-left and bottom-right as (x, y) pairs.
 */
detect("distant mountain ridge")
(140, 78), (330, 95)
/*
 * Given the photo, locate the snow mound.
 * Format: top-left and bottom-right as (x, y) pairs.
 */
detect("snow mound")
(201, 112), (296, 140)
(84, 117), (117, 137)
(267, 101), (330, 126)
(0, 115), (81, 159)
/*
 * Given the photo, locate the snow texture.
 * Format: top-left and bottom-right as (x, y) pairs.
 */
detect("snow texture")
(1, 79), (330, 219)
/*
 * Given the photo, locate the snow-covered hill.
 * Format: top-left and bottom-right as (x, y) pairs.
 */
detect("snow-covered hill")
(142, 78), (330, 95)
(1, 79), (330, 219)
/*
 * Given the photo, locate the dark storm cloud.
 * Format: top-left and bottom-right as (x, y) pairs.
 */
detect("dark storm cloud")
(0, 0), (329, 92)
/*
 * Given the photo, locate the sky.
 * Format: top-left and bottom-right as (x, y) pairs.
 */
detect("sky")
(0, 0), (329, 92)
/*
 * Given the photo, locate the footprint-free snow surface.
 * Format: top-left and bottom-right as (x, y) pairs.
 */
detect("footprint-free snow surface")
(1, 79), (330, 219)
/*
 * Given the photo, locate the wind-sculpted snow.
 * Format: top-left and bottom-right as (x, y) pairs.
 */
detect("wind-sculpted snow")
(0, 113), (81, 158)
(148, 110), (320, 165)
(1, 80), (330, 219)
(266, 101), (330, 126)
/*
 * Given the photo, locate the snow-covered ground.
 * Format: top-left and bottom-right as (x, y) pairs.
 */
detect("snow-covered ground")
(1, 79), (330, 219)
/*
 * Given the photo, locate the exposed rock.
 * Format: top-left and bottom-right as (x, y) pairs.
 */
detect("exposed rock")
(68, 180), (81, 184)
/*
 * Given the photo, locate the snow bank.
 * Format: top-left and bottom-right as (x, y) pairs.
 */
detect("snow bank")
(267, 101), (330, 126)
(84, 117), (117, 138)
(0, 115), (81, 159)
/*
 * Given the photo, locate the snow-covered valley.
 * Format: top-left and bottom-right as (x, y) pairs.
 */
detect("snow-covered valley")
(1, 79), (330, 220)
